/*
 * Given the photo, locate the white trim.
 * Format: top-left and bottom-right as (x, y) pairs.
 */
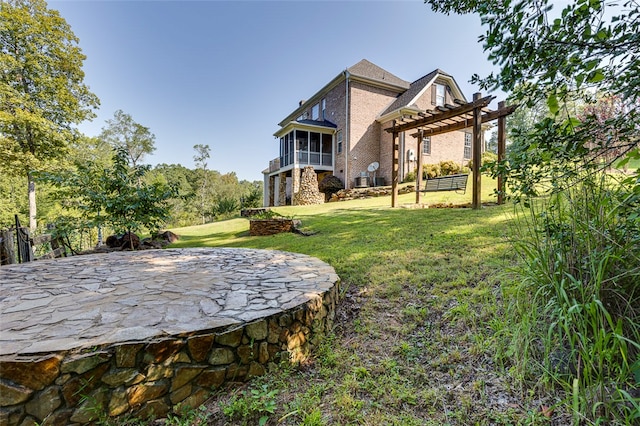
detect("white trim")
(274, 121), (337, 138)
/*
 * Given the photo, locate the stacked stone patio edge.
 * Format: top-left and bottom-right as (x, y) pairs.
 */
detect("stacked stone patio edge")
(0, 248), (341, 425)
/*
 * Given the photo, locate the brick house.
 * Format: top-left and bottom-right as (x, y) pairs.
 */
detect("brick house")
(263, 59), (480, 207)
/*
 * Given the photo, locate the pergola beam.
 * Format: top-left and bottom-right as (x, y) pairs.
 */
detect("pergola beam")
(409, 104), (517, 138)
(386, 94), (517, 210)
(385, 95), (495, 134)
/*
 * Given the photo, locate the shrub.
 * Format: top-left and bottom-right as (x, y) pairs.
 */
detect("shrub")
(403, 170), (416, 183)
(213, 197), (239, 218)
(468, 151), (498, 170)
(242, 187), (262, 209)
(439, 160), (463, 176)
(422, 163), (441, 179)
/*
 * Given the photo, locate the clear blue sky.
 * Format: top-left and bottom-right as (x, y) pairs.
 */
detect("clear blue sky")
(49, 0), (505, 182)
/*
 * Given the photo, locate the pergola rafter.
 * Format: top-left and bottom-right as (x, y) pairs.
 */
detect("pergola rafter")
(384, 93), (517, 209)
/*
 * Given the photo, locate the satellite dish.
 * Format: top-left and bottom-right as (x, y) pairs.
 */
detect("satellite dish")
(367, 162), (380, 172)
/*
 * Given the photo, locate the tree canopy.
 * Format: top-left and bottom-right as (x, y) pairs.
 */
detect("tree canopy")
(99, 109), (156, 167)
(0, 0), (99, 230)
(426, 0), (640, 196)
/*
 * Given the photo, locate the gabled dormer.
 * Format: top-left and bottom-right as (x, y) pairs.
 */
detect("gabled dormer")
(376, 69), (467, 124)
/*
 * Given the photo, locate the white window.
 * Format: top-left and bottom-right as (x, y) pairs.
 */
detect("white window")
(337, 130), (343, 153)
(464, 133), (472, 159)
(321, 98), (326, 119)
(312, 103), (320, 120)
(436, 84), (446, 107)
(422, 137), (431, 155)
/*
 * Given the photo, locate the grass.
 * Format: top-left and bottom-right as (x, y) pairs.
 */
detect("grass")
(166, 178), (556, 425)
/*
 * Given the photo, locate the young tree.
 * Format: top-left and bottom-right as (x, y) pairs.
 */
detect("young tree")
(42, 148), (177, 250)
(193, 143), (211, 224)
(99, 148), (175, 243)
(100, 109), (156, 167)
(0, 0), (99, 231)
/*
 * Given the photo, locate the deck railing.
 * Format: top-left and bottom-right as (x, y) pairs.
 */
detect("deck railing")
(269, 152), (332, 173)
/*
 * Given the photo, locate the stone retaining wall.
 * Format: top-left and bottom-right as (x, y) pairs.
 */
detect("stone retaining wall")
(249, 219), (301, 236)
(329, 185), (415, 202)
(0, 284), (340, 425)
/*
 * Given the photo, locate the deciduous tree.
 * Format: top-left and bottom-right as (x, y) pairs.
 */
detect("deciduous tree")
(426, 0), (640, 195)
(100, 109), (155, 168)
(193, 143), (211, 224)
(0, 0), (99, 231)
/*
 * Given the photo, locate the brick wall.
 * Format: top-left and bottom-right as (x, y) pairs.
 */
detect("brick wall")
(347, 82), (399, 188)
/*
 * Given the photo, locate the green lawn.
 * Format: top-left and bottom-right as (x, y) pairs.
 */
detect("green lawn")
(168, 179), (549, 425)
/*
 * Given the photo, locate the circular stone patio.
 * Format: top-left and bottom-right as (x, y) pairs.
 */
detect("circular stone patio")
(0, 248), (340, 424)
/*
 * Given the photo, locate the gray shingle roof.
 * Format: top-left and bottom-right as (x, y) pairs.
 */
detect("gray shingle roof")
(380, 69), (444, 116)
(295, 119), (338, 128)
(347, 59), (410, 90)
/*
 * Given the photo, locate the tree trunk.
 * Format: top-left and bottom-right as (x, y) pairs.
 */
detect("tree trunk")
(28, 173), (37, 233)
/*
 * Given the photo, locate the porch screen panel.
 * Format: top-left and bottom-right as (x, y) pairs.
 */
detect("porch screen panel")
(310, 132), (321, 165)
(322, 133), (332, 165)
(288, 131), (294, 165)
(280, 137), (285, 166)
(297, 130), (309, 164)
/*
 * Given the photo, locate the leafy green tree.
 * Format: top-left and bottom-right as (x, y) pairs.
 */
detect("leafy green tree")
(42, 148), (176, 250)
(240, 181), (263, 209)
(99, 148), (175, 242)
(0, 173), (27, 227)
(193, 143), (211, 224)
(148, 164), (197, 227)
(0, 0), (99, 231)
(69, 134), (113, 167)
(426, 0), (640, 196)
(100, 109), (156, 167)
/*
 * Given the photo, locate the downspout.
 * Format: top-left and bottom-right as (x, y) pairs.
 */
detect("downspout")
(344, 70), (350, 189)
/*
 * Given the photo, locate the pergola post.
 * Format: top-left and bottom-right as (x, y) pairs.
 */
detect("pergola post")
(391, 125), (399, 207)
(384, 95), (516, 209)
(472, 92), (482, 209)
(497, 100), (507, 205)
(415, 129), (424, 204)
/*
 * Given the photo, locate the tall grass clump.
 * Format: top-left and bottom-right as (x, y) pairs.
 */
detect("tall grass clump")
(508, 172), (640, 424)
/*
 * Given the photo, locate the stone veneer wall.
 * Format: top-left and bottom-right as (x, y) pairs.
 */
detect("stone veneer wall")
(278, 172), (287, 206)
(0, 284), (340, 425)
(328, 185), (415, 202)
(249, 219), (300, 236)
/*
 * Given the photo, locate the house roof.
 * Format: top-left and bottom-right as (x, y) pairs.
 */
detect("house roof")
(296, 119), (337, 129)
(274, 119), (338, 138)
(380, 70), (439, 116)
(378, 69), (468, 120)
(277, 59), (409, 127)
(346, 59), (410, 90)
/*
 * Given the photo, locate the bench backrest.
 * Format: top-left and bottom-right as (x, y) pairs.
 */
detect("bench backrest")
(424, 174), (468, 192)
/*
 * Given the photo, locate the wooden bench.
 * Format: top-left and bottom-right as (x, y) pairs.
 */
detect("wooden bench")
(421, 174), (468, 194)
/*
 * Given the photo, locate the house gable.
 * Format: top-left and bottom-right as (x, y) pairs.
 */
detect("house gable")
(277, 59), (409, 128)
(377, 70), (468, 123)
(346, 59), (410, 91)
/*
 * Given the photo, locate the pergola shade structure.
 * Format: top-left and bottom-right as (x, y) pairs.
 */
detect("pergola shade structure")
(384, 92), (517, 209)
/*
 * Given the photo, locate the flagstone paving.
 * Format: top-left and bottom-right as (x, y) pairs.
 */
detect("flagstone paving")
(0, 248), (339, 357)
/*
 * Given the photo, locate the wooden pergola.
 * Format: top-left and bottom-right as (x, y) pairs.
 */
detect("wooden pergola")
(384, 92), (517, 209)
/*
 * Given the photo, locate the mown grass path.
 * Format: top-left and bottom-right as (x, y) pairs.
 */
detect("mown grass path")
(169, 188), (547, 425)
